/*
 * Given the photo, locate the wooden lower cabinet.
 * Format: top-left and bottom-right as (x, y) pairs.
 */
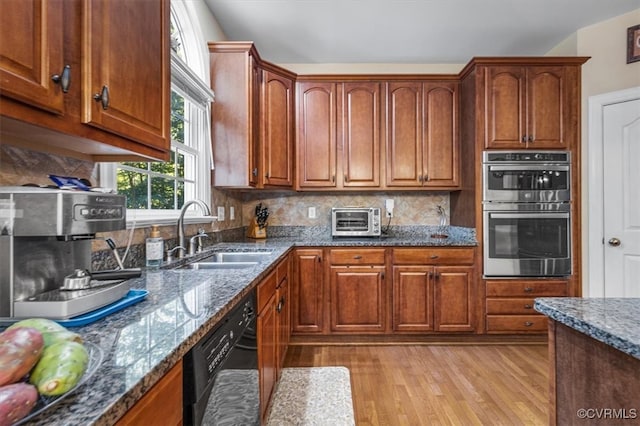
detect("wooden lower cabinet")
(330, 266), (386, 333)
(393, 265), (475, 333)
(115, 360), (183, 426)
(485, 279), (568, 333)
(292, 246), (479, 337)
(393, 267), (434, 332)
(258, 287), (278, 423)
(434, 267), (475, 332)
(258, 255), (291, 422)
(276, 256), (291, 372)
(292, 249), (325, 334)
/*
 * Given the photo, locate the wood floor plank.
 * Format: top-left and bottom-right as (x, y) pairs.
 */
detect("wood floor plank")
(284, 344), (548, 425)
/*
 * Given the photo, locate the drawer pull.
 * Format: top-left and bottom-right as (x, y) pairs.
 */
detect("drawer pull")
(524, 321), (534, 327)
(524, 304), (533, 309)
(524, 287), (533, 293)
(430, 255), (439, 259)
(353, 255), (362, 260)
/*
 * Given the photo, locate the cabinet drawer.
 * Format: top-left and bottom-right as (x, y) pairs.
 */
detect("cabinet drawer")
(330, 248), (386, 265)
(392, 247), (475, 265)
(486, 315), (548, 332)
(486, 280), (568, 297)
(257, 271), (277, 313)
(486, 298), (538, 315)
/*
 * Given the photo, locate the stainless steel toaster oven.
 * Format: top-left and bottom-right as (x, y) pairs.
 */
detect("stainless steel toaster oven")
(331, 207), (381, 237)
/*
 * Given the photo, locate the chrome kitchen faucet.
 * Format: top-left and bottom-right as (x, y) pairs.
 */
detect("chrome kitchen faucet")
(176, 200), (212, 259)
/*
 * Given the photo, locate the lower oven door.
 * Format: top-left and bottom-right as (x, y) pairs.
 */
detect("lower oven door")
(483, 205), (571, 277)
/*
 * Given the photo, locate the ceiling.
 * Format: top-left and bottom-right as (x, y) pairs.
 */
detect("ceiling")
(203, 0), (639, 65)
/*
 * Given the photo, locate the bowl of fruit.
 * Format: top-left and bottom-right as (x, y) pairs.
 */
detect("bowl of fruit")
(0, 319), (103, 426)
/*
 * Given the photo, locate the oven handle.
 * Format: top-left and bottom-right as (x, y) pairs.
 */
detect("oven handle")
(487, 165), (570, 172)
(488, 213), (570, 219)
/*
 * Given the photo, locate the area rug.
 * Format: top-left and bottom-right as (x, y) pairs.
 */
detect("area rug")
(266, 367), (355, 426)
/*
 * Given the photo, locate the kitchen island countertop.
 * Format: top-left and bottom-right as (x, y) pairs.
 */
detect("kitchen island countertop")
(16, 227), (476, 425)
(534, 297), (640, 360)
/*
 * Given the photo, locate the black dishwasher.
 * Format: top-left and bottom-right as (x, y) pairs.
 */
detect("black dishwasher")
(183, 291), (259, 426)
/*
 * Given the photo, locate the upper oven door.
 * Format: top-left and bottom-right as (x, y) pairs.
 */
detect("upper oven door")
(483, 164), (570, 203)
(483, 205), (571, 277)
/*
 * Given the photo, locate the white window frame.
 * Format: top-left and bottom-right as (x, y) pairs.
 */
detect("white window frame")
(99, 7), (214, 228)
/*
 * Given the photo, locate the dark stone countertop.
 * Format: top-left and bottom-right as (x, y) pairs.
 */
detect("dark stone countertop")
(17, 226), (476, 425)
(534, 297), (640, 361)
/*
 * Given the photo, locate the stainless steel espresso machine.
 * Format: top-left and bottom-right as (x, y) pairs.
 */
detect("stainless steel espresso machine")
(0, 187), (131, 320)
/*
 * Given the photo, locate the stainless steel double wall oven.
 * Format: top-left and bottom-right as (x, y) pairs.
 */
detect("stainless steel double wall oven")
(482, 151), (572, 277)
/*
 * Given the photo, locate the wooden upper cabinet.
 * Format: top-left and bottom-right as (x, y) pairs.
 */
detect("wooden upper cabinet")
(423, 82), (459, 187)
(296, 81), (338, 188)
(338, 82), (381, 188)
(261, 69), (294, 187)
(386, 81), (423, 187)
(209, 43), (260, 187)
(0, 0), (171, 161)
(0, 0), (66, 115)
(386, 81), (459, 188)
(484, 65), (570, 149)
(82, 0), (170, 151)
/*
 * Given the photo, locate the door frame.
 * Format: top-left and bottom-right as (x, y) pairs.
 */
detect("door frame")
(587, 86), (640, 297)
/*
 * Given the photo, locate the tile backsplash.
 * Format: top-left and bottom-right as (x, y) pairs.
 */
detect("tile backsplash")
(241, 191), (450, 227)
(1, 145), (452, 261)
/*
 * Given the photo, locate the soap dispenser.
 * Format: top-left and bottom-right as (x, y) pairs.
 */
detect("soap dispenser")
(146, 225), (164, 268)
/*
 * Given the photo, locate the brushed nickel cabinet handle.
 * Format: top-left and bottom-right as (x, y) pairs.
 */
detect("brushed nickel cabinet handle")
(93, 85), (109, 110)
(524, 321), (534, 327)
(353, 255), (362, 260)
(524, 304), (533, 309)
(524, 287), (533, 293)
(51, 65), (71, 93)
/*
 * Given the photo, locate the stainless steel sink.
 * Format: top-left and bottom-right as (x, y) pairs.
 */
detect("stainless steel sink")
(181, 251), (273, 270)
(185, 262), (258, 270)
(203, 252), (273, 263)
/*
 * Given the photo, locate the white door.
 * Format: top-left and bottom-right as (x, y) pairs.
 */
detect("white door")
(603, 99), (640, 297)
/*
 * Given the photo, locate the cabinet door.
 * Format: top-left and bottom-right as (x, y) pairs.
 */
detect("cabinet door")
(262, 69), (293, 187)
(82, 0), (170, 151)
(434, 266), (475, 332)
(330, 266), (385, 333)
(115, 360), (182, 426)
(339, 82), (381, 188)
(423, 82), (459, 187)
(526, 66), (568, 149)
(249, 56), (261, 187)
(297, 82), (337, 188)
(484, 66), (526, 149)
(386, 81), (423, 186)
(0, 0), (65, 114)
(392, 266), (434, 332)
(258, 293), (278, 423)
(292, 249), (325, 333)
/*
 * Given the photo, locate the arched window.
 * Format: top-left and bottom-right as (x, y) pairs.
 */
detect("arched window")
(101, 1), (214, 226)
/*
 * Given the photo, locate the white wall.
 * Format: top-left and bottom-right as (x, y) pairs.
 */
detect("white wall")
(574, 9), (640, 293)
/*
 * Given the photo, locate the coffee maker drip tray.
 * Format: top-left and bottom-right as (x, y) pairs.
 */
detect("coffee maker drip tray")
(14, 280), (131, 319)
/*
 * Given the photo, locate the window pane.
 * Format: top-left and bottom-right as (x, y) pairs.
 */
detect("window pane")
(122, 162), (149, 171)
(171, 92), (185, 144)
(150, 154), (175, 176)
(176, 150), (186, 179)
(170, 17), (185, 61)
(182, 151), (195, 181)
(117, 170), (148, 209)
(177, 181), (185, 207)
(151, 177), (176, 209)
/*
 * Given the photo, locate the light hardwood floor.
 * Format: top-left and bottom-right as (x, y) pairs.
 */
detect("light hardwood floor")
(284, 344), (549, 426)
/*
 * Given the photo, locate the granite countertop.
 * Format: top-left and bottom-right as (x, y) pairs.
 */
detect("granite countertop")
(15, 227), (476, 425)
(534, 297), (640, 361)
